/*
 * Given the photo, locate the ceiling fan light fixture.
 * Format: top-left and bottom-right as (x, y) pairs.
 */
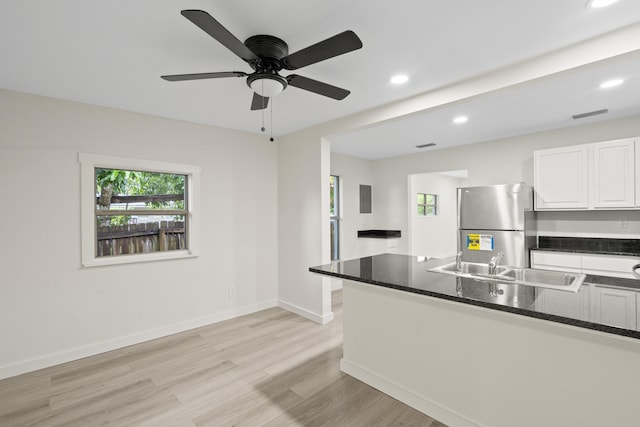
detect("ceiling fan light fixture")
(249, 75), (286, 97)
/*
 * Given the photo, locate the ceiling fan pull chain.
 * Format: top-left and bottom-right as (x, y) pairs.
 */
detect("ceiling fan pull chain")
(261, 79), (266, 132)
(270, 97), (274, 142)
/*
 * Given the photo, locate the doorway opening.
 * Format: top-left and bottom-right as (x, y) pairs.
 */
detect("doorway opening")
(408, 170), (468, 258)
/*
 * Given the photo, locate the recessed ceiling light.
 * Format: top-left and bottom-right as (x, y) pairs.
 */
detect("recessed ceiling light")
(587, 0), (619, 8)
(390, 74), (409, 85)
(453, 116), (468, 124)
(600, 78), (624, 88)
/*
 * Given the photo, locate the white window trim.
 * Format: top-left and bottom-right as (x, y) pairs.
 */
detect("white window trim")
(79, 153), (201, 267)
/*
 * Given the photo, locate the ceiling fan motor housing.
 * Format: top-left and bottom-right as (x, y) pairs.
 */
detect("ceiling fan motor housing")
(244, 35), (290, 96)
(245, 35), (289, 64)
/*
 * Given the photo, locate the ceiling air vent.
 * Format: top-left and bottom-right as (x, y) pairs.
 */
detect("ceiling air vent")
(416, 143), (437, 148)
(572, 109), (608, 120)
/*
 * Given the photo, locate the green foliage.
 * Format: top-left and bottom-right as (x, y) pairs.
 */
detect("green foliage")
(98, 215), (131, 226)
(329, 175), (337, 216)
(96, 168), (185, 209)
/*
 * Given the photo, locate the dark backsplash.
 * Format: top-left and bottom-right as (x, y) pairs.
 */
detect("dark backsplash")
(537, 236), (640, 256)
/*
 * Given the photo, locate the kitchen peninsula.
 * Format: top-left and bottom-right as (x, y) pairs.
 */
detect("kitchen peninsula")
(310, 253), (640, 427)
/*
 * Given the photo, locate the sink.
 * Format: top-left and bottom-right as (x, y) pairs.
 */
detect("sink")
(499, 268), (585, 292)
(429, 261), (585, 292)
(429, 261), (509, 276)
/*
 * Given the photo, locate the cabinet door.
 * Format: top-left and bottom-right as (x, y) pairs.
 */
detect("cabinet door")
(592, 139), (635, 208)
(536, 287), (589, 321)
(636, 140), (640, 207)
(592, 286), (637, 329)
(637, 293), (640, 332)
(534, 145), (589, 210)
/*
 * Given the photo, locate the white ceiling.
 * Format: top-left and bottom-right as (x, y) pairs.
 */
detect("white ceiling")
(330, 50), (640, 159)
(1, 1), (640, 159)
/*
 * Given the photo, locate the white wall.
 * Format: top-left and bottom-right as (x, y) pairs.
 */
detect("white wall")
(330, 153), (374, 261)
(536, 210), (640, 238)
(370, 115), (640, 254)
(0, 89), (278, 378)
(277, 130), (333, 323)
(409, 173), (467, 258)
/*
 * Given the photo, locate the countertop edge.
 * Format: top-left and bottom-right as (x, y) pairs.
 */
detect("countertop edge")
(309, 266), (640, 341)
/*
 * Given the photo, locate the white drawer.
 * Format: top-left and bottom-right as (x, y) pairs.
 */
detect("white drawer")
(531, 251), (582, 272)
(581, 253), (640, 279)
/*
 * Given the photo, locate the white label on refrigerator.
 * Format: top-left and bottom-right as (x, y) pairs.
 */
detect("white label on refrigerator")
(467, 234), (494, 251)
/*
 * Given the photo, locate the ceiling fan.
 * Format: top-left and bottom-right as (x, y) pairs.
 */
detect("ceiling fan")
(162, 10), (363, 110)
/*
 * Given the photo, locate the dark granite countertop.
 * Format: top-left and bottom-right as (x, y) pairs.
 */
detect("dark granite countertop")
(310, 253), (640, 340)
(357, 229), (401, 239)
(535, 236), (640, 257)
(585, 274), (640, 290)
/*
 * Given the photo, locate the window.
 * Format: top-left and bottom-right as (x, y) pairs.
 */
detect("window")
(330, 175), (340, 261)
(417, 193), (438, 216)
(80, 154), (200, 267)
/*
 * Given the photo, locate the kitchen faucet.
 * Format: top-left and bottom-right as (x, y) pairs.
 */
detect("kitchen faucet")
(488, 251), (503, 275)
(455, 251), (463, 271)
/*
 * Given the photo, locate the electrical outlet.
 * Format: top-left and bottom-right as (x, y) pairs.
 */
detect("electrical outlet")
(619, 218), (628, 228)
(228, 287), (236, 299)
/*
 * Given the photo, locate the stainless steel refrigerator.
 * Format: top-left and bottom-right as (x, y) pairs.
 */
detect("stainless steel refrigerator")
(457, 183), (536, 268)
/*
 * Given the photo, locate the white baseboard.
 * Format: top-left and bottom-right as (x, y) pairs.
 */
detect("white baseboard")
(0, 299), (277, 380)
(340, 359), (479, 427)
(278, 299), (334, 324)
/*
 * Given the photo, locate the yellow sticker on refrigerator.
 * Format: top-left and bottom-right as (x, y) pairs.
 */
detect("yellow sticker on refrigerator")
(467, 234), (494, 251)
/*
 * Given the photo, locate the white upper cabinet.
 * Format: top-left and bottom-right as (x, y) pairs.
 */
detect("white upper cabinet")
(534, 137), (638, 210)
(592, 139), (635, 208)
(534, 145), (590, 210)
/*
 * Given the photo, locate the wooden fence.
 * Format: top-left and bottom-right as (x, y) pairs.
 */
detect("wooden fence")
(96, 221), (185, 257)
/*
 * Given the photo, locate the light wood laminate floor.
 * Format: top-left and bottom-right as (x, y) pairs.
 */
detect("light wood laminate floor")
(0, 291), (447, 426)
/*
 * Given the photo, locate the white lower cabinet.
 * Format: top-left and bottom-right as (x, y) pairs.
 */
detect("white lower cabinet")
(592, 286), (637, 330)
(531, 250), (639, 329)
(637, 293), (640, 331)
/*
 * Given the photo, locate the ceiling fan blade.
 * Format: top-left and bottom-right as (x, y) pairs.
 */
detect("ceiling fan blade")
(181, 10), (259, 62)
(251, 92), (269, 110)
(161, 71), (247, 82)
(286, 75), (350, 100)
(281, 30), (362, 70)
